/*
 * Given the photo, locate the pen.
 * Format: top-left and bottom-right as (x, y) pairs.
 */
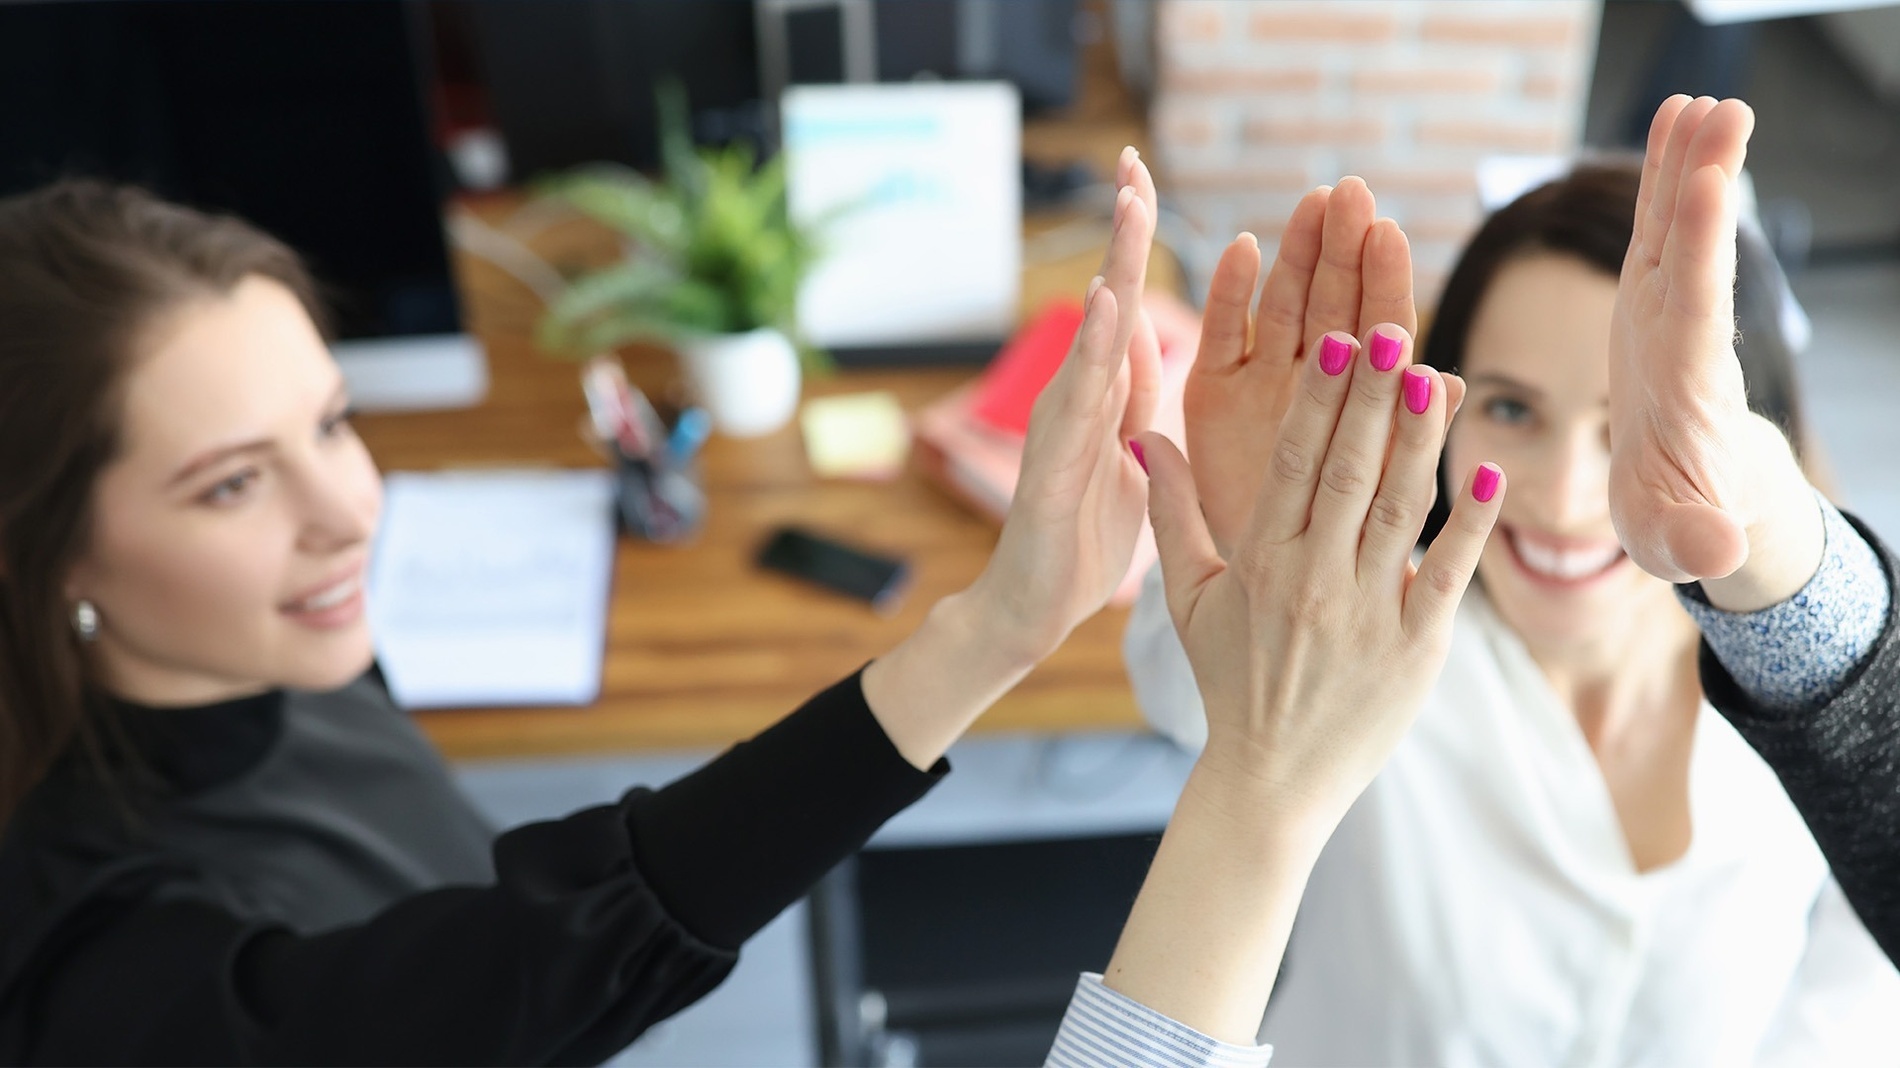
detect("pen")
(668, 407), (712, 462)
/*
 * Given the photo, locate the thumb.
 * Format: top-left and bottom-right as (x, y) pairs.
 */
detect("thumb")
(1132, 430), (1225, 628)
(1660, 501), (1749, 582)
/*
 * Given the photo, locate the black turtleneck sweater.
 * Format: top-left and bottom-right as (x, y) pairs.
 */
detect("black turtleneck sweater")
(0, 669), (943, 1065)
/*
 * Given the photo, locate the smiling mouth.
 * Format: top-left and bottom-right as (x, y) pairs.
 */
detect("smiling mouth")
(1502, 526), (1627, 587)
(280, 568), (367, 628)
(285, 577), (358, 612)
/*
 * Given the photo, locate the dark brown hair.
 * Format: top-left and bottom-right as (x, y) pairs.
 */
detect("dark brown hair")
(0, 179), (323, 827)
(1415, 159), (1809, 544)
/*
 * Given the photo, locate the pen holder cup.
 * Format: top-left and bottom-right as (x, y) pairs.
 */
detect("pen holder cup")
(615, 453), (707, 544)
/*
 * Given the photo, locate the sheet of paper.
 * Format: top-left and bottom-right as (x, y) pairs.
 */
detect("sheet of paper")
(368, 468), (617, 709)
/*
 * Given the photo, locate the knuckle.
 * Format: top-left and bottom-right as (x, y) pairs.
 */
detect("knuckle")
(1270, 438), (1317, 486)
(1421, 560), (1464, 599)
(1366, 491), (1415, 536)
(1298, 374), (1335, 413)
(1458, 501), (1495, 534)
(1351, 379), (1394, 413)
(1319, 454), (1370, 498)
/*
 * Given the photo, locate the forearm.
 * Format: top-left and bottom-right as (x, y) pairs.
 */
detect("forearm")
(629, 670), (945, 950)
(31, 816), (742, 1065)
(861, 586), (1041, 770)
(1692, 513), (1900, 963)
(1101, 755), (1330, 1044)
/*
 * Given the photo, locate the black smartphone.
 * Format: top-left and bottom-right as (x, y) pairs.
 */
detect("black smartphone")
(756, 526), (911, 612)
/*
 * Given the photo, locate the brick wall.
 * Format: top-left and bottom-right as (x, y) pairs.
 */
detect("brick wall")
(1153, 0), (1602, 304)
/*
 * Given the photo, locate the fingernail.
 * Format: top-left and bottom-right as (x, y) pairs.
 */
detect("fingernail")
(1473, 463), (1501, 503)
(1403, 368), (1432, 414)
(1369, 329), (1403, 372)
(1128, 439), (1148, 473)
(1320, 335), (1352, 376)
(1114, 186), (1134, 230)
(1085, 275), (1104, 309)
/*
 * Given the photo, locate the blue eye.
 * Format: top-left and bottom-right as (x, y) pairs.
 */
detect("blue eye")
(1483, 396), (1535, 427)
(202, 469), (259, 505)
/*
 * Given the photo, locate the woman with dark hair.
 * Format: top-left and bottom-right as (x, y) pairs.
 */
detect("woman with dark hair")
(1123, 104), (1900, 1062)
(0, 156), (1308, 1065)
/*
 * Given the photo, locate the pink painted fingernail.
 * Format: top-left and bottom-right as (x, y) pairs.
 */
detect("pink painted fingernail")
(1128, 439), (1148, 473)
(1403, 368), (1431, 414)
(1472, 462), (1502, 503)
(1369, 329), (1403, 371)
(1320, 335), (1352, 376)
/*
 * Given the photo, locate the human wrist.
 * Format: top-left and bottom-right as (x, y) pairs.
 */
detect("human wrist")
(960, 569), (1065, 669)
(1702, 420), (1824, 613)
(860, 587), (1040, 770)
(1184, 743), (1341, 869)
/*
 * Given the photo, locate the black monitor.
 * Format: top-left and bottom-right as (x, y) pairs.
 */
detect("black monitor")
(465, 0), (1079, 181)
(0, 0), (486, 410)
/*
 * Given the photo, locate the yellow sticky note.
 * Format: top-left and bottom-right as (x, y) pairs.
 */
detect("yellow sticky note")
(801, 391), (912, 480)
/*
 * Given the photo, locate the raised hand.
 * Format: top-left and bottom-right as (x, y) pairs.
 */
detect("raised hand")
(1609, 96), (1822, 604)
(1103, 323), (1500, 1041)
(861, 149), (1162, 769)
(1143, 323), (1496, 821)
(1185, 178), (1418, 554)
(970, 147), (1164, 662)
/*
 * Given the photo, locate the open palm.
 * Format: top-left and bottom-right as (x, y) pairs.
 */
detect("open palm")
(1609, 96), (1764, 583)
(1184, 179), (1418, 554)
(975, 150), (1163, 658)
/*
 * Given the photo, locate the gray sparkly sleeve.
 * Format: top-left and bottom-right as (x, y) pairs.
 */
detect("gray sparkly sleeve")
(1677, 492), (1890, 716)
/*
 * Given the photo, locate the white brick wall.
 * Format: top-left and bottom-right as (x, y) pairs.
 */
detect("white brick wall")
(1154, 0), (1603, 303)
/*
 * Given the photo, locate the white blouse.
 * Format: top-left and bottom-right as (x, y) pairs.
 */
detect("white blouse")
(1124, 564), (1900, 1067)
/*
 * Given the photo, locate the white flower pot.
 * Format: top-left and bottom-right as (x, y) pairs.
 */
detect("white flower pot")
(676, 327), (801, 438)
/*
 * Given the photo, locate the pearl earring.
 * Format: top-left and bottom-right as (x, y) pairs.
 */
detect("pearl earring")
(72, 600), (100, 642)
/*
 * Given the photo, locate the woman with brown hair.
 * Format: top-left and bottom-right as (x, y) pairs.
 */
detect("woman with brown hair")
(0, 159), (1218, 1063)
(1125, 98), (1900, 1064)
(0, 148), (1511, 1066)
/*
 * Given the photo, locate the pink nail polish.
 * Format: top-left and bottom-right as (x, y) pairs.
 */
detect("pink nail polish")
(1320, 335), (1352, 376)
(1369, 330), (1402, 371)
(1403, 368), (1431, 414)
(1472, 463), (1501, 503)
(1128, 439), (1148, 473)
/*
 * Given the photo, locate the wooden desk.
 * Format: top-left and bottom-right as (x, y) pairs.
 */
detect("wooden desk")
(358, 19), (1172, 761)
(357, 215), (1172, 762)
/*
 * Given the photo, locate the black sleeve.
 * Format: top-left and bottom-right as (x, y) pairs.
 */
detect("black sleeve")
(1698, 512), (1900, 966)
(21, 670), (945, 1066)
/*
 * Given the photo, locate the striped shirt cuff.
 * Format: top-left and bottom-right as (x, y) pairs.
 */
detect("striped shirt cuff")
(1677, 492), (1890, 715)
(1045, 973), (1274, 1068)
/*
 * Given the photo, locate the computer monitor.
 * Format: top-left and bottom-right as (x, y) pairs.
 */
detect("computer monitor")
(0, 0), (486, 411)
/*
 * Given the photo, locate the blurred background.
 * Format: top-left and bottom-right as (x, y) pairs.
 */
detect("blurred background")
(3, 1), (1895, 1064)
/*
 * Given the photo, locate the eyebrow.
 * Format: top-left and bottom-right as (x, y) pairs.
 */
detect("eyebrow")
(166, 379), (350, 489)
(1466, 372), (1548, 399)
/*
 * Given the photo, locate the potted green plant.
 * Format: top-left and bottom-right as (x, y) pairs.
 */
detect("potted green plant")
(537, 85), (823, 438)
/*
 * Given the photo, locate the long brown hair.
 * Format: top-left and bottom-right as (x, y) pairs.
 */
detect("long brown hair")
(1415, 159), (1810, 544)
(0, 179), (324, 827)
